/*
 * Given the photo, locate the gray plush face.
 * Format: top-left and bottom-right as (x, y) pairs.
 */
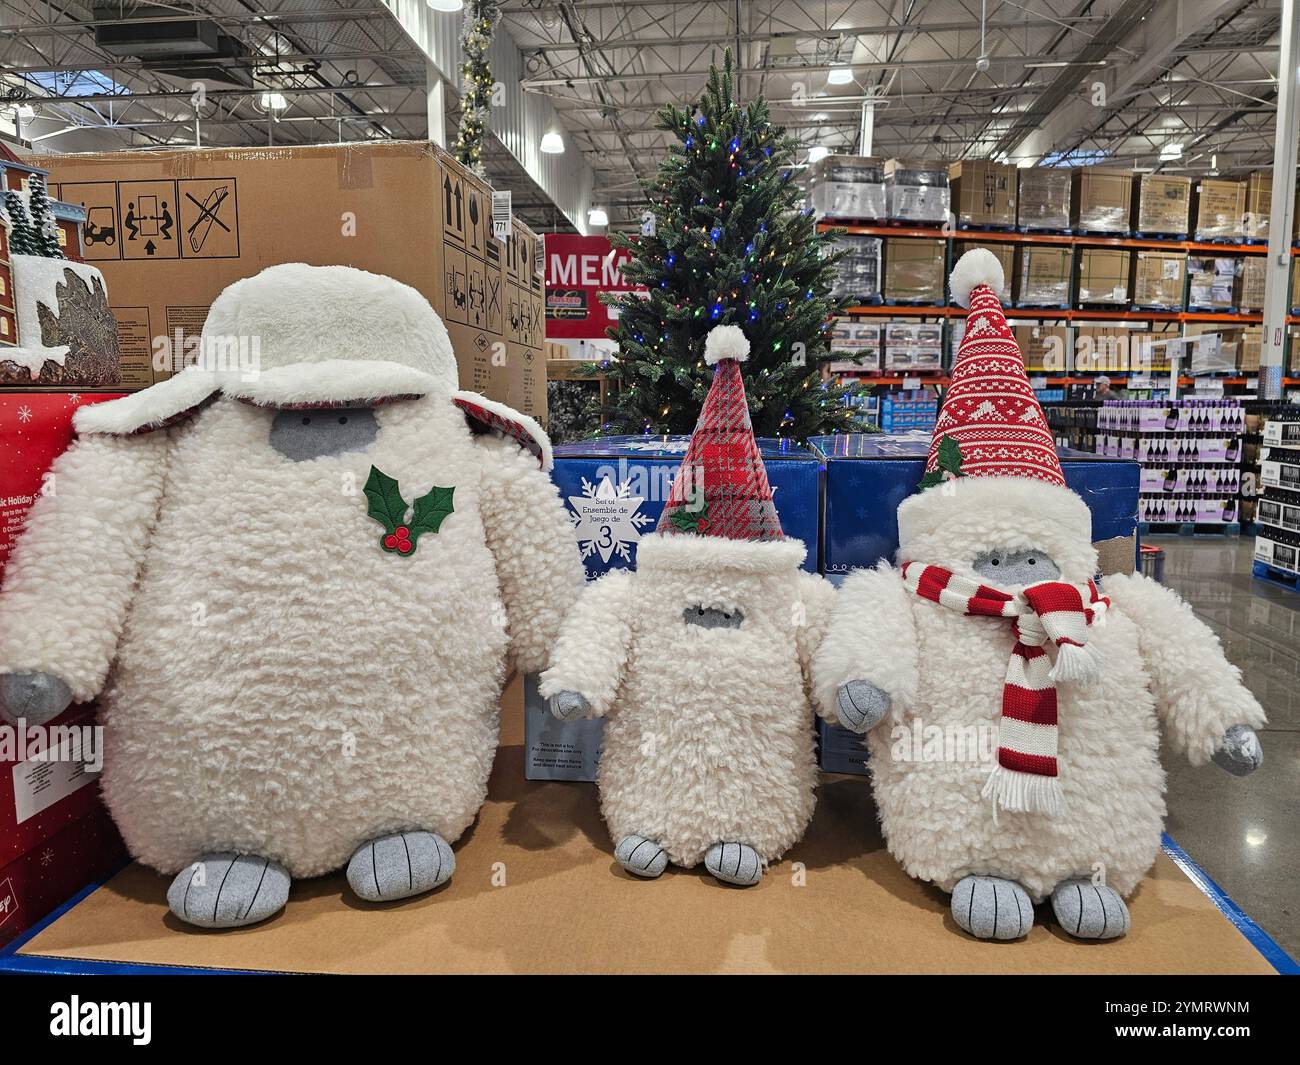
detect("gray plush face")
(972, 548), (1061, 586)
(683, 605), (744, 630)
(269, 407), (379, 462)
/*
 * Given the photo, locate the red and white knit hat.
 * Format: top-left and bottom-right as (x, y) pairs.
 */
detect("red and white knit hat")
(656, 325), (784, 542)
(923, 248), (1065, 487)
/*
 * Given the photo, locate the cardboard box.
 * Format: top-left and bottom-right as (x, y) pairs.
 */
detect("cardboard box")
(825, 233), (881, 302)
(1071, 167), (1132, 233)
(1133, 250), (1186, 308)
(1013, 245), (1070, 305)
(1014, 324), (1068, 372)
(1245, 170), (1272, 240)
(948, 160), (1017, 228)
(1238, 256), (1266, 310)
(829, 319), (882, 372)
(1077, 247), (1130, 304)
(807, 433), (1139, 773)
(0, 391), (129, 946)
(526, 436), (821, 781)
(883, 158), (950, 223)
(1195, 179), (1247, 241)
(883, 238), (944, 302)
(1134, 174), (1192, 236)
(807, 155), (886, 221)
(36, 142), (547, 421)
(1017, 168), (1071, 231)
(1186, 256), (1237, 310)
(955, 241), (1013, 302)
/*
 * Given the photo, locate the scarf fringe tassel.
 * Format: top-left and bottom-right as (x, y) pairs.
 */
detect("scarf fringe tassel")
(1049, 641), (1104, 685)
(982, 766), (1065, 819)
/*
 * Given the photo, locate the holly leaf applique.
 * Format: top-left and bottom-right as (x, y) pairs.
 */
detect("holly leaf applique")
(364, 465), (455, 557)
(918, 434), (966, 490)
(669, 499), (710, 533)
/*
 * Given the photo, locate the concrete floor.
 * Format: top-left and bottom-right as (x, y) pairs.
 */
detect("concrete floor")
(1152, 534), (1299, 963)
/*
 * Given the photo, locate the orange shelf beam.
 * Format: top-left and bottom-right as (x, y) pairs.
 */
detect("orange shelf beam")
(842, 305), (1265, 324)
(821, 222), (1270, 254)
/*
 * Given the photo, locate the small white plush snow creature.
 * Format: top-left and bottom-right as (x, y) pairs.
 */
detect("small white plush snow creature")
(541, 325), (835, 887)
(813, 250), (1265, 942)
(0, 263), (583, 928)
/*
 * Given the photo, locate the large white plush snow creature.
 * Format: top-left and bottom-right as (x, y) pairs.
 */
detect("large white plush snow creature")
(540, 325), (834, 888)
(813, 249), (1265, 942)
(0, 263), (583, 929)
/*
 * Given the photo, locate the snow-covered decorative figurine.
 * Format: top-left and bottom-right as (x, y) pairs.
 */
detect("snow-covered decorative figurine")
(0, 263), (583, 928)
(813, 249), (1265, 941)
(0, 176), (122, 386)
(541, 324), (835, 887)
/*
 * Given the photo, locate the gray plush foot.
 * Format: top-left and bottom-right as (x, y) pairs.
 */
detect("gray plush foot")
(835, 679), (890, 733)
(347, 830), (454, 903)
(167, 853), (290, 930)
(704, 842), (763, 887)
(1051, 877), (1131, 940)
(0, 671), (73, 727)
(614, 834), (669, 879)
(951, 875), (1034, 940)
(1212, 723), (1263, 776)
(548, 690), (589, 721)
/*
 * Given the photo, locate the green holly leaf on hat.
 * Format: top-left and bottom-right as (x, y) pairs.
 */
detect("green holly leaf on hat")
(918, 434), (965, 490)
(364, 465), (455, 557)
(670, 499), (710, 533)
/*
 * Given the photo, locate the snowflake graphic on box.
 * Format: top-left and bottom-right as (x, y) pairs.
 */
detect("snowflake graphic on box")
(568, 475), (652, 564)
(17, 405), (32, 424)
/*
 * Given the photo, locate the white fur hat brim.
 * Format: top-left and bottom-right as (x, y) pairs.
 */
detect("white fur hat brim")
(897, 475), (1098, 585)
(219, 360), (443, 408)
(636, 532), (806, 575)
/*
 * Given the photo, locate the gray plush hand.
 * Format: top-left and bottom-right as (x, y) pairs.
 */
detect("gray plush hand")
(548, 690), (590, 721)
(1212, 724), (1263, 777)
(835, 679), (890, 733)
(0, 672), (74, 726)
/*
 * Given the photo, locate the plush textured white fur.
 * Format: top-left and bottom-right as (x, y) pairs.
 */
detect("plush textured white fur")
(0, 392), (582, 878)
(201, 262), (458, 391)
(897, 476), (1098, 586)
(815, 481), (1266, 903)
(704, 324), (750, 365)
(221, 361), (442, 408)
(541, 533), (834, 868)
(948, 247), (1006, 310)
(74, 369), (220, 436)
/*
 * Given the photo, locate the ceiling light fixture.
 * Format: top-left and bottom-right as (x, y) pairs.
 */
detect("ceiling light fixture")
(1159, 142), (1183, 160)
(260, 92), (288, 111)
(427, 0), (465, 12)
(588, 207), (609, 227)
(540, 129), (565, 154)
(827, 68), (854, 86)
(808, 145), (830, 163)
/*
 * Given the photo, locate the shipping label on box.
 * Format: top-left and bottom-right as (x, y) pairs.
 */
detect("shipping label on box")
(526, 436), (822, 781)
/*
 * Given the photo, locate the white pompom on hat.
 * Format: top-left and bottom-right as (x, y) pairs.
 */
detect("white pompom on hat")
(948, 247), (1006, 309)
(703, 324), (751, 365)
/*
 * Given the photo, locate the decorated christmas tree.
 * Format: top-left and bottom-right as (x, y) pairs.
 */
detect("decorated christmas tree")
(600, 50), (861, 438)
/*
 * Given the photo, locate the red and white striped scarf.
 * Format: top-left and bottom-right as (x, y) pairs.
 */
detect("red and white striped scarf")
(900, 561), (1110, 819)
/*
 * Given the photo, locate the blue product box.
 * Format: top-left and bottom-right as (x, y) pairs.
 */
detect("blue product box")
(806, 432), (1140, 773)
(526, 435), (822, 781)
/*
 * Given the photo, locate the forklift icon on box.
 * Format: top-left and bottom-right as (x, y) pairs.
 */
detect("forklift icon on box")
(83, 206), (116, 247)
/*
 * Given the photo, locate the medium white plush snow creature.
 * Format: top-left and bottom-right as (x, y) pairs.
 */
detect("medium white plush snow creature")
(541, 325), (834, 887)
(0, 263), (583, 929)
(813, 249), (1265, 942)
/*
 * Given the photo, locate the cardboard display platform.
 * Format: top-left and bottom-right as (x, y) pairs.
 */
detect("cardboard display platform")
(2, 742), (1284, 975)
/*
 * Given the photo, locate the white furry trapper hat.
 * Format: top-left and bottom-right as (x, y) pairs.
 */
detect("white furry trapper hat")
(73, 263), (553, 468)
(897, 248), (1097, 583)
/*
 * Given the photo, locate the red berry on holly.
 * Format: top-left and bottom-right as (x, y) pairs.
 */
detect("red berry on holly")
(383, 534), (398, 549)
(396, 526), (410, 538)
(397, 539), (413, 554)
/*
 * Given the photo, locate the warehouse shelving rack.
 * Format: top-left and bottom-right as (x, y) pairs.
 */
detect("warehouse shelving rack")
(820, 221), (1300, 394)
